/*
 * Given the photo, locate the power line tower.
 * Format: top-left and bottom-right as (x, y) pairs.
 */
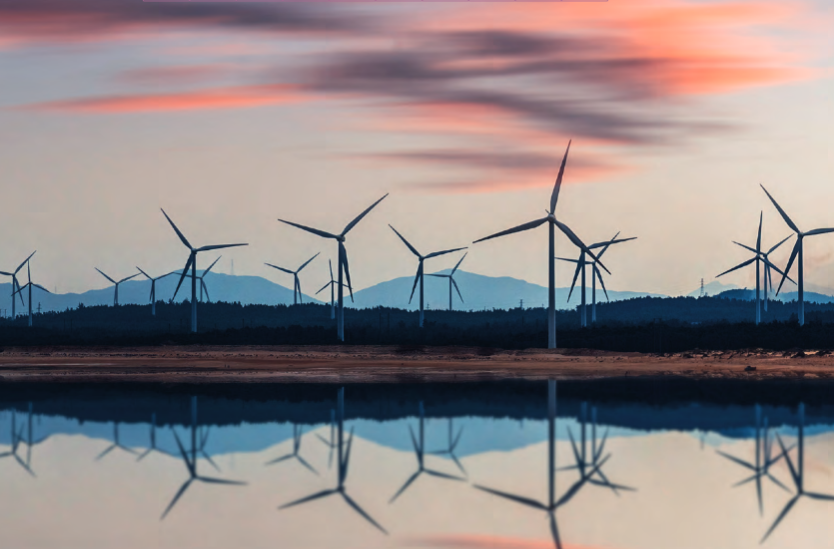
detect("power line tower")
(37, 303), (42, 314)
(699, 278), (705, 297)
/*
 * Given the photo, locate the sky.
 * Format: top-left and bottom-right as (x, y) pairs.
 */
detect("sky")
(1, 0), (834, 297)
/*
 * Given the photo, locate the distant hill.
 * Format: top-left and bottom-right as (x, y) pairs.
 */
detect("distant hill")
(349, 270), (664, 311)
(0, 272), (321, 314)
(686, 280), (739, 297)
(717, 288), (834, 304)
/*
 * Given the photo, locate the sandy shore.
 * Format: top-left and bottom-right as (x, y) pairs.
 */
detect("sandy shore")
(0, 345), (832, 383)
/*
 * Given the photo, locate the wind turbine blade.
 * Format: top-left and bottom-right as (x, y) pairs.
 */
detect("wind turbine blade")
(389, 471), (421, 503)
(595, 266), (609, 301)
(452, 278), (464, 303)
(297, 252), (320, 273)
(95, 268), (116, 284)
(451, 252), (467, 275)
(776, 241), (800, 295)
(424, 246), (468, 260)
(408, 264), (422, 304)
(295, 455), (319, 476)
(757, 211), (762, 253)
(424, 468), (466, 481)
(341, 493), (389, 534)
(160, 479), (193, 520)
(33, 284), (50, 293)
(550, 512), (564, 549)
(805, 492), (834, 501)
(762, 258), (796, 285)
(265, 263), (294, 275)
(95, 445), (116, 461)
(315, 281), (331, 295)
(279, 489), (337, 509)
(768, 234), (793, 255)
(172, 255), (194, 302)
(550, 139), (572, 214)
(118, 273), (140, 284)
(196, 243), (247, 252)
(265, 453), (293, 466)
(340, 243), (354, 302)
(473, 485), (547, 510)
(555, 257), (580, 263)
(342, 193), (389, 236)
(15, 251), (36, 275)
(160, 209), (193, 249)
(389, 225), (421, 258)
(136, 267), (152, 280)
(804, 227), (834, 236)
(732, 241), (759, 255)
(554, 220), (609, 274)
(760, 496), (799, 543)
(715, 450), (757, 471)
(760, 185), (800, 234)
(716, 257), (756, 278)
(473, 217), (548, 244)
(329, 259), (334, 282)
(279, 219), (338, 239)
(195, 476), (246, 486)
(201, 279), (211, 302)
(567, 258), (582, 302)
(204, 256), (222, 275)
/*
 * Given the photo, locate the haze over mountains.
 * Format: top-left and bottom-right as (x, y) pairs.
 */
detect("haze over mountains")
(1, 271), (831, 316)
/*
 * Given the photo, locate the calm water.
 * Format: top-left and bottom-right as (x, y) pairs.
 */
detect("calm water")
(1, 381), (832, 549)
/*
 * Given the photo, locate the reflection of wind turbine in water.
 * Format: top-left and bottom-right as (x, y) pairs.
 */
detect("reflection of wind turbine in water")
(561, 403), (634, 495)
(316, 409), (338, 468)
(761, 403), (834, 544)
(429, 417), (466, 476)
(96, 422), (138, 460)
(280, 387), (387, 535)
(0, 403), (40, 477)
(473, 142), (608, 348)
(136, 413), (175, 461)
(265, 424), (318, 475)
(715, 404), (789, 516)
(474, 380), (618, 549)
(389, 402), (466, 503)
(161, 396), (246, 520)
(427, 252), (468, 311)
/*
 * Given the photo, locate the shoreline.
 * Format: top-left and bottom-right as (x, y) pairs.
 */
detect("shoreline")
(0, 345), (832, 384)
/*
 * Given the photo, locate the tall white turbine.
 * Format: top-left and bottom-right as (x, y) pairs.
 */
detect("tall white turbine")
(427, 252), (467, 311)
(0, 251), (36, 320)
(265, 252), (320, 305)
(95, 268), (140, 307)
(557, 233), (636, 325)
(761, 235), (792, 312)
(473, 142), (608, 348)
(136, 268), (176, 316)
(175, 256), (223, 303)
(760, 185), (834, 326)
(717, 212), (793, 325)
(389, 225), (466, 328)
(279, 194), (388, 342)
(161, 209), (248, 333)
(315, 260), (347, 319)
(13, 261), (50, 327)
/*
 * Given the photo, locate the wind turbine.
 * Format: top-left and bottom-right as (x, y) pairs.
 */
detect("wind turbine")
(161, 396), (246, 520)
(389, 402), (466, 503)
(0, 405), (36, 477)
(161, 209), (248, 332)
(136, 268), (176, 316)
(315, 261), (347, 320)
(761, 235), (792, 312)
(558, 233), (636, 326)
(389, 226), (466, 328)
(474, 381), (613, 549)
(761, 185), (834, 326)
(717, 212), (794, 325)
(95, 423), (138, 461)
(136, 413), (174, 461)
(279, 387), (387, 535)
(278, 194), (388, 342)
(0, 251), (35, 321)
(760, 403), (834, 543)
(429, 418), (467, 476)
(175, 256), (222, 303)
(265, 424), (318, 476)
(95, 268), (140, 306)
(265, 252), (319, 305)
(473, 142), (608, 348)
(13, 260), (50, 327)
(427, 253), (467, 311)
(716, 404), (790, 516)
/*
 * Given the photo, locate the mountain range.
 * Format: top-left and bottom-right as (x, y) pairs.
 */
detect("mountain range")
(1, 270), (831, 315)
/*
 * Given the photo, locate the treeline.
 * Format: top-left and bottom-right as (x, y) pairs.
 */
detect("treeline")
(2, 295), (834, 352)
